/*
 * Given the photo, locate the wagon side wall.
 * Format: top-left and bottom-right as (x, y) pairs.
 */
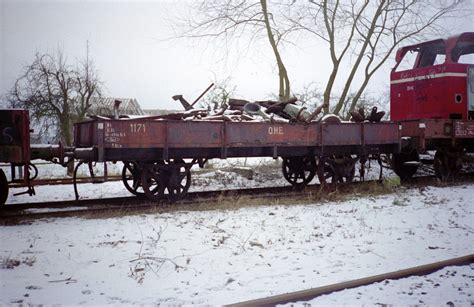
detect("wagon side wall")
(73, 119), (401, 161)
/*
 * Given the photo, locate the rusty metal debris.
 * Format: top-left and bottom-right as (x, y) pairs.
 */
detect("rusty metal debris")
(350, 106), (385, 122)
(165, 83), (332, 123)
(86, 87), (337, 124)
(168, 86), (326, 122)
(85, 83), (333, 123)
(173, 83), (215, 111)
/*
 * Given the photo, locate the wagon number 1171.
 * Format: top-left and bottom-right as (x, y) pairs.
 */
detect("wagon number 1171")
(130, 123), (146, 133)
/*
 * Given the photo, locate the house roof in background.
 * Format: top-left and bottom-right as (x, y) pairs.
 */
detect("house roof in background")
(88, 97), (144, 116)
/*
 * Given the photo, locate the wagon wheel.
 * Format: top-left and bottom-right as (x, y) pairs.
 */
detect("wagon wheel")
(140, 162), (166, 201)
(433, 148), (462, 181)
(166, 160), (192, 201)
(281, 156), (317, 188)
(0, 169), (8, 206)
(317, 156), (356, 185)
(141, 160), (192, 202)
(121, 161), (144, 196)
(27, 163), (38, 181)
(392, 149), (419, 181)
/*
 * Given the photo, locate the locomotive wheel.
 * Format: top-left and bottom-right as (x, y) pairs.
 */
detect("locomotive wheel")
(122, 161), (144, 196)
(433, 148), (462, 181)
(281, 156), (316, 188)
(141, 160), (191, 202)
(317, 156), (356, 184)
(392, 150), (419, 181)
(0, 169), (8, 206)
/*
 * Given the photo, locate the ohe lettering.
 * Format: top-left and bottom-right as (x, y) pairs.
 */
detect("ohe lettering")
(268, 127), (283, 135)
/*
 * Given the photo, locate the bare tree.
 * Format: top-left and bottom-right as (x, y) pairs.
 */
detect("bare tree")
(176, 0), (295, 100)
(8, 49), (101, 146)
(201, 76), (236, 111)
(288, 0), (465, 117)
(293, 82), (323, 108)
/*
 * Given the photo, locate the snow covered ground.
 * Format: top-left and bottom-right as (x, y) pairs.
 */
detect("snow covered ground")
(1, 168), (473, 304)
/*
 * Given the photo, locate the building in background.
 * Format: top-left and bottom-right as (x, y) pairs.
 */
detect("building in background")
(88, 97), (145, 116)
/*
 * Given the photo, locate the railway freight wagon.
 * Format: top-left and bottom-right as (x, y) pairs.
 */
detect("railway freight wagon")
(390, 32), (474, 180)
(73, 119), (399, 201)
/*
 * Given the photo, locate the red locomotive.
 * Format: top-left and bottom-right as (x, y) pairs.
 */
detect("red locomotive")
(391, 32), (474, 121)
(0, 32), (473, 206)
(390, 32), (474, 180)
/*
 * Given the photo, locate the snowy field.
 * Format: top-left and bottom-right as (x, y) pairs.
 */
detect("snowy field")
(1, 169), (473, 304)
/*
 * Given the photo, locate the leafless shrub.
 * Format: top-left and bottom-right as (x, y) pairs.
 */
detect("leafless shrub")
(1, 257), (21, 269)
(128, 223), (192, 284)
(0, 255), (36, 269)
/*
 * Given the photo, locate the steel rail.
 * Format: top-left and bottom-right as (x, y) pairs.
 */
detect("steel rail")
(8, 175), (122, 187)
(2, 185), (296, 210)
(0, 185), (309, 222)
(1, 172), (440, 211)
(228, 254), (474, 307)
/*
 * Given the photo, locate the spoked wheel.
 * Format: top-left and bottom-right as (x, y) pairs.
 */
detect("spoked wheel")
(141, 159), (192, 202)
(0, 169), (8, 206)
(281, 156), (317, 188)
(433, 148), (462, 181)
(317, 156), (356, 185)
(140, 161), (165, 201)
(166, 160), (192, 200)
(122, 161), (144, 196)
(392, 149), (419, 181)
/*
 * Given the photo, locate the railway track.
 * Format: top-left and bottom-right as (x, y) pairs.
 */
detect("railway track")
(2, 173), (474, 223)
(0, 185), (314, 223)
(8, 175), (122, 187)
(229, 254), (474, 306)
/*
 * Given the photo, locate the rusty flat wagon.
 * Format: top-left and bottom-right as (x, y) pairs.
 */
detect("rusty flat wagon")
(73, 118), (400, 201)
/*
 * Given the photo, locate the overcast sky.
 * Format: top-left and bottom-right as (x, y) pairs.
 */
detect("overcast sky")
(1, 0), (473, 110)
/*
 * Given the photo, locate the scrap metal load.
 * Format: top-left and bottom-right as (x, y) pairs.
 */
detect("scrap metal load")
(142, 83), (386, 125)
(162, 95), (328, 124)
(166, 86), (386, 124)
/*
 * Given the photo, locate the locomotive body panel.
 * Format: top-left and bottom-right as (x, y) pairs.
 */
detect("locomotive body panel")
(454, 121), (474, 138)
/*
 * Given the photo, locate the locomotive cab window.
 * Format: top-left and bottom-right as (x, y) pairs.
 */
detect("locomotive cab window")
(394, 40), (446, 72)
(451, 40), (474, 64)
(395, 49), (419, 72)
(416, 41), (446, 68)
